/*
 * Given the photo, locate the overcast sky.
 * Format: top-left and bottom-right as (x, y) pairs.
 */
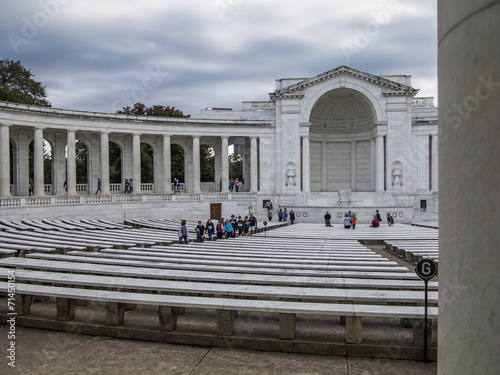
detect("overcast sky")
(1, 0), (437, 117)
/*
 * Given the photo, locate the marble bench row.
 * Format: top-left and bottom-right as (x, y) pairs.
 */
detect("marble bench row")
(0, 279), (436, 346)
(1, 257), (438, 290)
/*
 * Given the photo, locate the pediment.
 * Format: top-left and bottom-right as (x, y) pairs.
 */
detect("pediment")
(270, 66), (419, 99)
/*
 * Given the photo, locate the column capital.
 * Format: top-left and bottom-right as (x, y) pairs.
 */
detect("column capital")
(0, 121), (13, 127)
(301, 134), (310, 139)
(67, 128), (77, 134)
(132, 132), (142, 137)
(162, 133), (171, 138)
(250, 136), (258, 140)
(192, 135), (201, 139)
(35, 126), (46, 131)
(100, 130), (110, 135)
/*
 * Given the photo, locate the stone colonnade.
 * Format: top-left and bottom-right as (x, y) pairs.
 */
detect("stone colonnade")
(0, 125), (263, 197)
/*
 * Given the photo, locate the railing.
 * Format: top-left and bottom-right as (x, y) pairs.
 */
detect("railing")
(141, 183), (154, 192)
(110, 184), (122, 193)
(44, 184), (52, 194)
(412, 97), (434, 107)
(0, 192), (257, 209)
(201, 182), (216, 192)
(76, 184), (88, 193)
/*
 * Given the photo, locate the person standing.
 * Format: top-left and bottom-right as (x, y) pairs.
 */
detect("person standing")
(278, 209), (283, 222)
(289, 210), (295, 225)
(124, 179), (130, 194)
(206, 219), (215, 241)
(229, 179), (233, 192)
(130, 179), (134, 193)
(224, 219), (234, 238)
(234, 178), (239, 192)
(219, 179), (222, 192)
(387, 213), (394, 226)
(351, 214), (357, 229)
(95, 178), (102, 194)
(28, 178), (34, 196)
(324, 211), (332, 227)
(237, 216), (244, 236)
(195, 220), (205, 242)
(249, 213), (257, 235)
(283, 208), (288, 223)
(216, 220), (224, 240)
(375, 210), (382, 222)
(178, 220), (188, 244)
(229, 215), (237, 238)
(343, 213), (351, 229)
(244, 216), (250, 236)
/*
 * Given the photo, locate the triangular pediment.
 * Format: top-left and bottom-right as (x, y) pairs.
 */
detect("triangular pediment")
(270, 66), (418, 99)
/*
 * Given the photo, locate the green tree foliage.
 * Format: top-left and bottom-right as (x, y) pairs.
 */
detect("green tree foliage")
(75, 140), (88, 184)
(109, 142), (122, 184)
(171, 144), (184, 183)
(0, 59), (51, 107)
(141, 143), (154, 183)
(200, 145), (215, 182)
(229, 153), (243, 182)
(117, 103), (190, 118)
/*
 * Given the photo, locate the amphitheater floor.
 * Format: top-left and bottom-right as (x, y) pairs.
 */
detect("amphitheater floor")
(0, 325), (436, 375)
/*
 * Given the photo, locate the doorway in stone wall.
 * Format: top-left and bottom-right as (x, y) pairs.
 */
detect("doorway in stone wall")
(210, 203), (222, 221)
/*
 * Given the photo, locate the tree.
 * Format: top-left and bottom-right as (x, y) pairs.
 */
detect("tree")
(0, 59), (51, 107)
(171, 144), (184, 183)
(200, 145), (215, 182)
(141, 143), (154, 183)
(117, 103), (190, 118)
(229, 153), (243, 182)
(75, 140), (88, 184)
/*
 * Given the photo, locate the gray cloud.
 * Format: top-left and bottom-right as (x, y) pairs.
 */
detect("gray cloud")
(0, 0), (438, 117)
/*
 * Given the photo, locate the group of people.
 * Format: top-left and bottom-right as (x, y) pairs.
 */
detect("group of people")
(265, 200), (295, 224)
(370, 210), (395, 227)
(124, 179), (133, 194)
(178, 213), (259, 244)
(323, 209), (394, 228)
(219, 178), (241, 192)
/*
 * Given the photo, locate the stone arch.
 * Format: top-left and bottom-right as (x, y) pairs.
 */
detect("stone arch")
(308, 88), (376, 192)
(300, 80), (386, 124)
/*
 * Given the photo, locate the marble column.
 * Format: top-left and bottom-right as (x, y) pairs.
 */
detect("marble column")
(66, 131), (77, 195)
(350, 141), (357, 191)
(438, 2), (500, 374)
(163, 135), (172, 193)
(301, 135), (310, 193)
(221, 136), (229, 193)
(431, 134), (438, 192)
(100, 132), (110, 194)
(33, 127), (45, 196)
(0, 124), (11, 196)
(132, 133), (142, 194)
(250, 136), (258, 193)
(192, 136), (201, 193)
(375, 135), (384, 192)
(371, 138), (376, 191)
(321, 141), (328, 191)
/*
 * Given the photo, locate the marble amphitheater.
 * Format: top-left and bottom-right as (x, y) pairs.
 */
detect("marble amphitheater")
(0, 65), (438, 223)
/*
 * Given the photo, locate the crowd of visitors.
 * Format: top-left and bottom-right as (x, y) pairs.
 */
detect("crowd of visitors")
(323, 209), (394, 228)
(178, 213), (259, 244)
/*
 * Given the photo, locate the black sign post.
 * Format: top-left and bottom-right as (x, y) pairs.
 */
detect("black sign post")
(263, 221), (268, 237)
(415, 258), (438, 362)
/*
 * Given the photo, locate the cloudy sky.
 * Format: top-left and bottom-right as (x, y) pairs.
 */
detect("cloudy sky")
(1, 0), (437, 117)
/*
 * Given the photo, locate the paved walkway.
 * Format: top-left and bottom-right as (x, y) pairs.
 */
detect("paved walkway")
(0, 326), (436, 375)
